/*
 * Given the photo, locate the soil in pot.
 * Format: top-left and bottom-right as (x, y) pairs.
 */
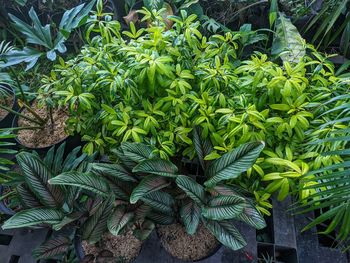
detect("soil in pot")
(157, 223), (220, 262)
(16, 101), (69, 148)
(82, 231), (142, 263)
(0, 93), (14, 121)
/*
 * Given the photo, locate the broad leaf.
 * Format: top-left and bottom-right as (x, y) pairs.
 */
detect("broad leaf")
(205, 141), (264, 188)
(202, 195), (245, 220)
(92, 163), (137, 182)
(130, 175), (170, 204)
(16, 184), (41, 208)
(146, 210), (175, 225)
(120, 142), (153, 163)
(271, 14), (306, 63)
(133, 159), (178, 177)
(32, 235), (71, 259)
(193, 126), (213, 170)
(49, 172), (110, 197)
(2, 208), (64, 229)
(81, 196), (114, 244)
(107, 206), (134, 236)
(176, 175), (206, 205)
(141, 191), (174, 214)
(203, 219), (247, 250)
(180, 199), (200, 235)
(236, 203), (266, 230)
(17, 152), (64, 207)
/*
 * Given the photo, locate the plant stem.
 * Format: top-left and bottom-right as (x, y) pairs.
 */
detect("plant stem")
(9, 68), (27, 104)
(0, 104), (44, 126)
(21, 102), (46, 125)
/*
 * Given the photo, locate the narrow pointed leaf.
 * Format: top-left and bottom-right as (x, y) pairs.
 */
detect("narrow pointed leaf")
(202, 195), (245, 220)
(107, 206), (134, 236)
(92, 163), (137, 182)
(176, 175), (206, 205)
(141, 191), (174, 214)
(180, 199), (200, 235)
(133, 159), (178, 177)
(193, 126), (213, 170)
(32, 235), (71, 259)
(236, 203), (266, 229)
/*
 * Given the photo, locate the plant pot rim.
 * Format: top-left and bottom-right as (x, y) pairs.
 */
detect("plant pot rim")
(11, 106), (70, 151)
(156, 224), (222, 262)
(0, 85), (16, 123)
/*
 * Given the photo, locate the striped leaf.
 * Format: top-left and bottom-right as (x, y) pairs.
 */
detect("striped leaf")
(32, 235), (71, 259)
(2, 208), (64, 229)
(202, 196), (245, 220)
(53, 211), (85, 231)
(134, 204), (151, 221)
(146, 210), (175, 225)
(205, 141), (265, 188)
(180, 199), (200, 235)
(141, 191), (174, 214)
(203, 219), (247, 250)
(236, 203), (266, 230)
(120, 142), (153, 163)
(176, 175), (206, 205)
(193, 126), (213, 170)
(133, 159), (178, 177)
(92, 163), (137, 182)
(16, 184), (41, 208)
(16, 152), (64, 207)
(130, 175), (170, 204)
(81, 196), (114, 244)
(133, 220), (155, 241)
(107, 206), (134, 236)
(49, 171), (110, 197)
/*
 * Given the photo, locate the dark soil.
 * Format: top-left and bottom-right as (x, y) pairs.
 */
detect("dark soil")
(82, 231), (142, 263)
(157, 223), (220, 261)
(0, 95), (13, 121)
(17, 101), (69, 148)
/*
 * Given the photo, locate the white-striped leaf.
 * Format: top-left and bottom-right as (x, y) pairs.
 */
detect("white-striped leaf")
(146, 211), (175, 225)
(133, 159), (178, 177)
(91, 163), (137, 182)
(176, 175), (206, 205)
(16, 184), (41, 208)
(202, 195), (245, 220)
(193, 126), (213, 170)
(49, 171), (110, 197)
(81, 196), (114, 244)
(236, 203), (266, 229)
(130, 175), (170, 204)
(32, 235), (71, 259)
(2, 208), (64, 229)
(17, 152), (64, 207)
(120, 142), (153, 163)
(141, 191), (174, 214)
(205, 141), (265, 188)
(180, 199), (200, 235)
(107, 206), (134, 236)
(203, 219), (247, 250)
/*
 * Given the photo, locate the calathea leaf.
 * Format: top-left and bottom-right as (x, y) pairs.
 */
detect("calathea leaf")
(134, 204), (152, 221)
(203, 218), (247, 250)
(236, 203), (266, 230)
(130, 175), (170, 204)
(132, 159), (178, 177)
(141, 191), (174, 214)
(32, 235), (71, 259)
(133, 220), (155, 241)
(53, 211), (85, 231)
(176, 175), (206, 205)
(16, 184), (41, 208)
(193, 126), (213, 170)
(271, 13), (306, 63)
(16, 152), (64, 207)
(108, 206), (134, 236)
(91, 163), (137, 182)
(81, 196), (114, 244)
(49, 171), (110, 197)
(205, 141), (265, 188)
(119, 142), (154, 163)
(2, 208), (64, 229)
(146, 210), (175, 225)
(180, 199), (201, 235)
(201, 195), (245, 220)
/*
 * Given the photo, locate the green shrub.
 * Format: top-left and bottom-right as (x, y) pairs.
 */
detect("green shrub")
(43, 9), (349, 214)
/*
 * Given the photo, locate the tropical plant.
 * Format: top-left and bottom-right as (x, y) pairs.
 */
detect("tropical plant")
(294, 71), (350, 250)
(0, 131), (17, 179)
(1, 142), (96, 260)
(0, 0), (96, 71)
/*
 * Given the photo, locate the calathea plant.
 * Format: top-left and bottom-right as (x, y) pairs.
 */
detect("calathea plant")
(125, 129), (266, 250)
